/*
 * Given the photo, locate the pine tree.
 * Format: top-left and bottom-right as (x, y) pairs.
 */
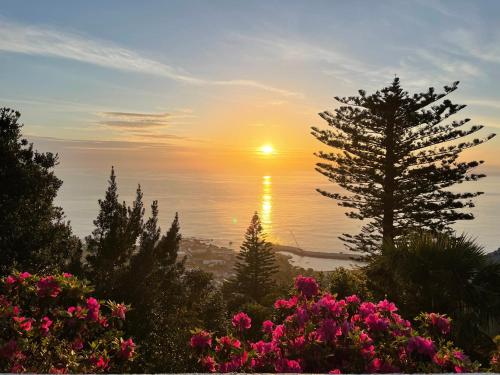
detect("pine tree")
(85, 167), (143, 298)
(311, 78), (496, 254)
(233, 212), (278, 302)
(0, 108), (82, 274)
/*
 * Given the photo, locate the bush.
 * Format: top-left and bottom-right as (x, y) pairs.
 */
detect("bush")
(191, 275), (479, 373)
(0, 272), (136, 373)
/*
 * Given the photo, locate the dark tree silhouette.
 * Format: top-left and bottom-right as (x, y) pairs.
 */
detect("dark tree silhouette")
(232, 212), (279, 302)
(0, 108), (82, 274)
(85, 167), (143, 298)
(312, 78), (496, 253)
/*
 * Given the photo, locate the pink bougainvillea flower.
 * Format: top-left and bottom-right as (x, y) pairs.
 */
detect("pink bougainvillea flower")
(37, 276), (61, 298)
(13, 316), (32, 331)
(232, 312), (251, 331)
(62, 273), (73, 278)
(262, 320), (274, 334)
(40, 316), (53, 335)
(6, 276), (16, 285)
(201, 355), (216, 372)
(112, 303), (127, 320)
(429, 313), (451, 335)
(407, 336), (436, 358)
(294, 275), (319, 298)
(216, 336), (241, 352)
(191, 330), (212, 349)
(94, 356), (109, 370)
(275, 358), (302, 373)
(329, 369), (341, 374)
(86, 297), (100, 321)
(18, 272), (31, 281)
(120, 338), (135, 359)
(377, 299), (398, 313)
(346, 295), (361, 305)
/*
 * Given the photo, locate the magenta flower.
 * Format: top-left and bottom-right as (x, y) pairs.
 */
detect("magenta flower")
(5, 276), (16, 285)
(346, 295), (361, 304)
(112, 303), (127, 320)
(40, 316), (53, 335)
(201, 355), (216, 372)
(275, 358), (302, 373)
(36, 276), (61, 298)
(429, 313), (451, 335)
(190, 330), (212, 349)
(18, 272), (31, 281)
(407, 336), (436, 358)
(13, 316), (32, 331)
(262, 320), (274, 334)
(232, 312), (251, 331)
(120, 338), (135, 359)
(86, 297), (100, 321)
(295, 275), (319, 298)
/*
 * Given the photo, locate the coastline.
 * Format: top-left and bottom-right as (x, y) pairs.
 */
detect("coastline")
(271, 243), (363, 261)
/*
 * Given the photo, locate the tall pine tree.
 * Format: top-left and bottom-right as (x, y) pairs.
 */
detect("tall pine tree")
(85, 167), (143, 298)
(232, 212), (278, 302)
(312, 78), (495, 254)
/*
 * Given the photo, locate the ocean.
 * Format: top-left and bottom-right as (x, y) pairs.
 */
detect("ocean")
(55, 169), (500, 270)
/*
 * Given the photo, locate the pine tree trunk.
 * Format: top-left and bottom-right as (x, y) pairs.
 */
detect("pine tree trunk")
(382, 116), (396, 246)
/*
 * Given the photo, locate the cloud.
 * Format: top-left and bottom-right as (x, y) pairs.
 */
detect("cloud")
(0, 18), (301, 97)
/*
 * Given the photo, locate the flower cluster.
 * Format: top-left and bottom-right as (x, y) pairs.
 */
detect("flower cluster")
(191, 275), (478, 373)
(0, 272), (136, 373)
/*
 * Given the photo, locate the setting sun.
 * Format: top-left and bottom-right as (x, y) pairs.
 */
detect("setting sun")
(259, 144), (275, 155)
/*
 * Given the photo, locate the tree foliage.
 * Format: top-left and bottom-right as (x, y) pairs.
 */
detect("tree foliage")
(85, 168), (144, 299)
(0, 108), (82, 275)
(230, 212), (279, 303)
(312, 78), (495, 253)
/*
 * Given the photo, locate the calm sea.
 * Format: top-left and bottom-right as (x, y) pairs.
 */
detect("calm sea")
(55, 169), (500, 270)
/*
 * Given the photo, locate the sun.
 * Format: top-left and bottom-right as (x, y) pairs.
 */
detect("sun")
(259, 144), (275, 155)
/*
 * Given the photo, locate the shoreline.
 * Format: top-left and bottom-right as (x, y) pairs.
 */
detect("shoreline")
(183, 236), (363, 261)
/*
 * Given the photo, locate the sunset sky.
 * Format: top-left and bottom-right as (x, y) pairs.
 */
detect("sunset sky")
(1, 0), (500, 175)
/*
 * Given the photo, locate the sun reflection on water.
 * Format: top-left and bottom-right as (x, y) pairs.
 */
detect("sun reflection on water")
(261, 175), (272, 234)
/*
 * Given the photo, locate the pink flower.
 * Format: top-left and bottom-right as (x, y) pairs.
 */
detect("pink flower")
(346, 295), (361, 304)
(112, 303), (127, 320)
(454, 365), (463, 373)
(262, 320), (274, 334)
(274, 296), (298, 309)
(94, 356), (109, 370)
(13, 316), (32, 331)
(318, 318), (341, 343)
(232, 312), (251, 331)
(62, 273), (73, 278)
(67, 305), (85, 319)
(377, 299), (397, 313)
(120, 338), (135, 359)
(86, 297), (100, 321)
(275, 358), (302, 373)
(295, 275), (319, 298)
(407, 336), (436, 358)
(190, 330), (212, 349)
(429, 313), (451, 335)
(37, 276), (61, 298)
(18, 272), (31, 281)
(364, 313), (389, 331)
(40, 316), (53, 335)
(6, 276), (16, 285)
(329, 369), (341, 374)
(216, 336), (241, 352)
(201, 355), (216, 372)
